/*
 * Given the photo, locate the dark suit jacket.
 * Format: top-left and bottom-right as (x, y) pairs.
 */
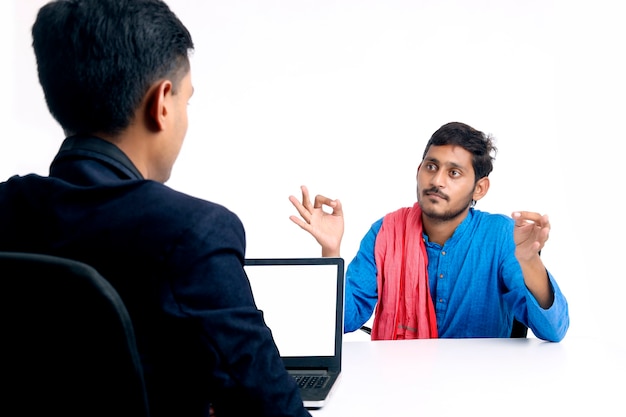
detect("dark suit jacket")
(0, 135), (310, 417)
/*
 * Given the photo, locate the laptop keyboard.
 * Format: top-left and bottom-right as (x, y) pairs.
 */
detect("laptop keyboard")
(293, 374), (329, 389)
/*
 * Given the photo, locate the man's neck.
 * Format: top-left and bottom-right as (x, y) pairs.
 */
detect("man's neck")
(96, 127), (151, 180)
(421, 210), (469, 246)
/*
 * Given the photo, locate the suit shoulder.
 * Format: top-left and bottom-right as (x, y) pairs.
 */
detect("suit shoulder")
(141, 182), (244, 227)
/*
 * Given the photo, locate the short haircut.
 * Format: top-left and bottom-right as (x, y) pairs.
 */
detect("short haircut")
(422, 122), (497, 181)
(32, 0), (194, 136)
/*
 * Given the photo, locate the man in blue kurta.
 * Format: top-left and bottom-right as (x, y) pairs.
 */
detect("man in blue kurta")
(290, 122), (569, 342)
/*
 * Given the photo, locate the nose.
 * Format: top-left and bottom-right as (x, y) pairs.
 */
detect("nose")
(430, 169), (446, 188)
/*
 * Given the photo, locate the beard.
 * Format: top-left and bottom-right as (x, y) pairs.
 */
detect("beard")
(418, 186), (474, 223)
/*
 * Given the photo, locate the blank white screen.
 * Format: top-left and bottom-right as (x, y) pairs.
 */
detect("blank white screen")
(245, 263), (338, 357)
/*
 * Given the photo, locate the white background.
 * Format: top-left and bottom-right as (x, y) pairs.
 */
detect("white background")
(1, 0), (624, 342)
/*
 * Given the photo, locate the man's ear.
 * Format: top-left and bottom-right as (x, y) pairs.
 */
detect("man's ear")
(145, 79), (173, 132)
(473, 176), (490, 202)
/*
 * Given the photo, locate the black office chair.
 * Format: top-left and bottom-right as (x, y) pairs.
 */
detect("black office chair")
(509, 318), (528, 338)
(0, 251), (150, 417)
(360, 318), (528, 338)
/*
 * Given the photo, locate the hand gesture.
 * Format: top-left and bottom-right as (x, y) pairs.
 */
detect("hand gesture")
(512, 211), (550, 262)
(289, 185), (344, 257)
(512, 211), (553, 307)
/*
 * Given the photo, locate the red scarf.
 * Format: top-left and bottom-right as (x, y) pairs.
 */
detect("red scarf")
(371, 203), (438, 340)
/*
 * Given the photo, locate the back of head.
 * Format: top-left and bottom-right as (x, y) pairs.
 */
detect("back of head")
(422, 121), (497, 181)
(32, 0), (194, 137)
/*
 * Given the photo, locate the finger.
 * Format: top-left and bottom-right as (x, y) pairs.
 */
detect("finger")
(512, 211), (546, 227)
(313, 194), (336, 210)
(289, 215), (313, 232)
(289, 193), (310, 215)
(331, 198), (343, 216)
(538, 224), (550, 245)
(289, 195), (311, 222)
(300, 185), (312, 209)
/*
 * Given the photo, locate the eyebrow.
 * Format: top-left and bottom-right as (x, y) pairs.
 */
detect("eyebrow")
(424, 157), (466, 170)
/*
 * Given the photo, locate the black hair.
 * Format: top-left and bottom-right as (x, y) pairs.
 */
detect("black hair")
(32, 0), (194, 136)
(422, 121), (497, 181)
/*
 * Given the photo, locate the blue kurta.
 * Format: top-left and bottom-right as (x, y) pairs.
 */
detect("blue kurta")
(344, 208), (569, 342)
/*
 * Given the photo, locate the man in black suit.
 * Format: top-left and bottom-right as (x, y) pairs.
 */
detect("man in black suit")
(0, 1), (310, 416)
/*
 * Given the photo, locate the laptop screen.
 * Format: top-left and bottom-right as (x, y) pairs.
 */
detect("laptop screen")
(244, 258), (344, 358)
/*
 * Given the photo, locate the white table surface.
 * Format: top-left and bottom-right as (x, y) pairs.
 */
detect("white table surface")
(309, 337), (626, 417)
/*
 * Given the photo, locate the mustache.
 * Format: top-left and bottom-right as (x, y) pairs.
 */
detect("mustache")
(423, 187), (449, 200)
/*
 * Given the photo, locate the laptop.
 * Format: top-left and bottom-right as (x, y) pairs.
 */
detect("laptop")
(244, 257), (345, 409)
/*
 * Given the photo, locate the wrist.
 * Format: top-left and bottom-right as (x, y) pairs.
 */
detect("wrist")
(322, 248), (340, 258)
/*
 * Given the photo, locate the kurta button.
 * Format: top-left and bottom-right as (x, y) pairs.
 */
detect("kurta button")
(439, 274), (444, 279)
(441, 251), (446, 255)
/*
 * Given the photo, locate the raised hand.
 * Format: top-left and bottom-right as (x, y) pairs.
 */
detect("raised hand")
(289, 185), (344, 257)
(512, 211), (550, 261)
(512, 211), (553, 307)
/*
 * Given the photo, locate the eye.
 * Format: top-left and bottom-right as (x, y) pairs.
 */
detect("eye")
(426, 163), (437, 171)
(450, 169), (461, 177)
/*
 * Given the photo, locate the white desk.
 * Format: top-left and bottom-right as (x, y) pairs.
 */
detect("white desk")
(310, 337), (626, 416)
